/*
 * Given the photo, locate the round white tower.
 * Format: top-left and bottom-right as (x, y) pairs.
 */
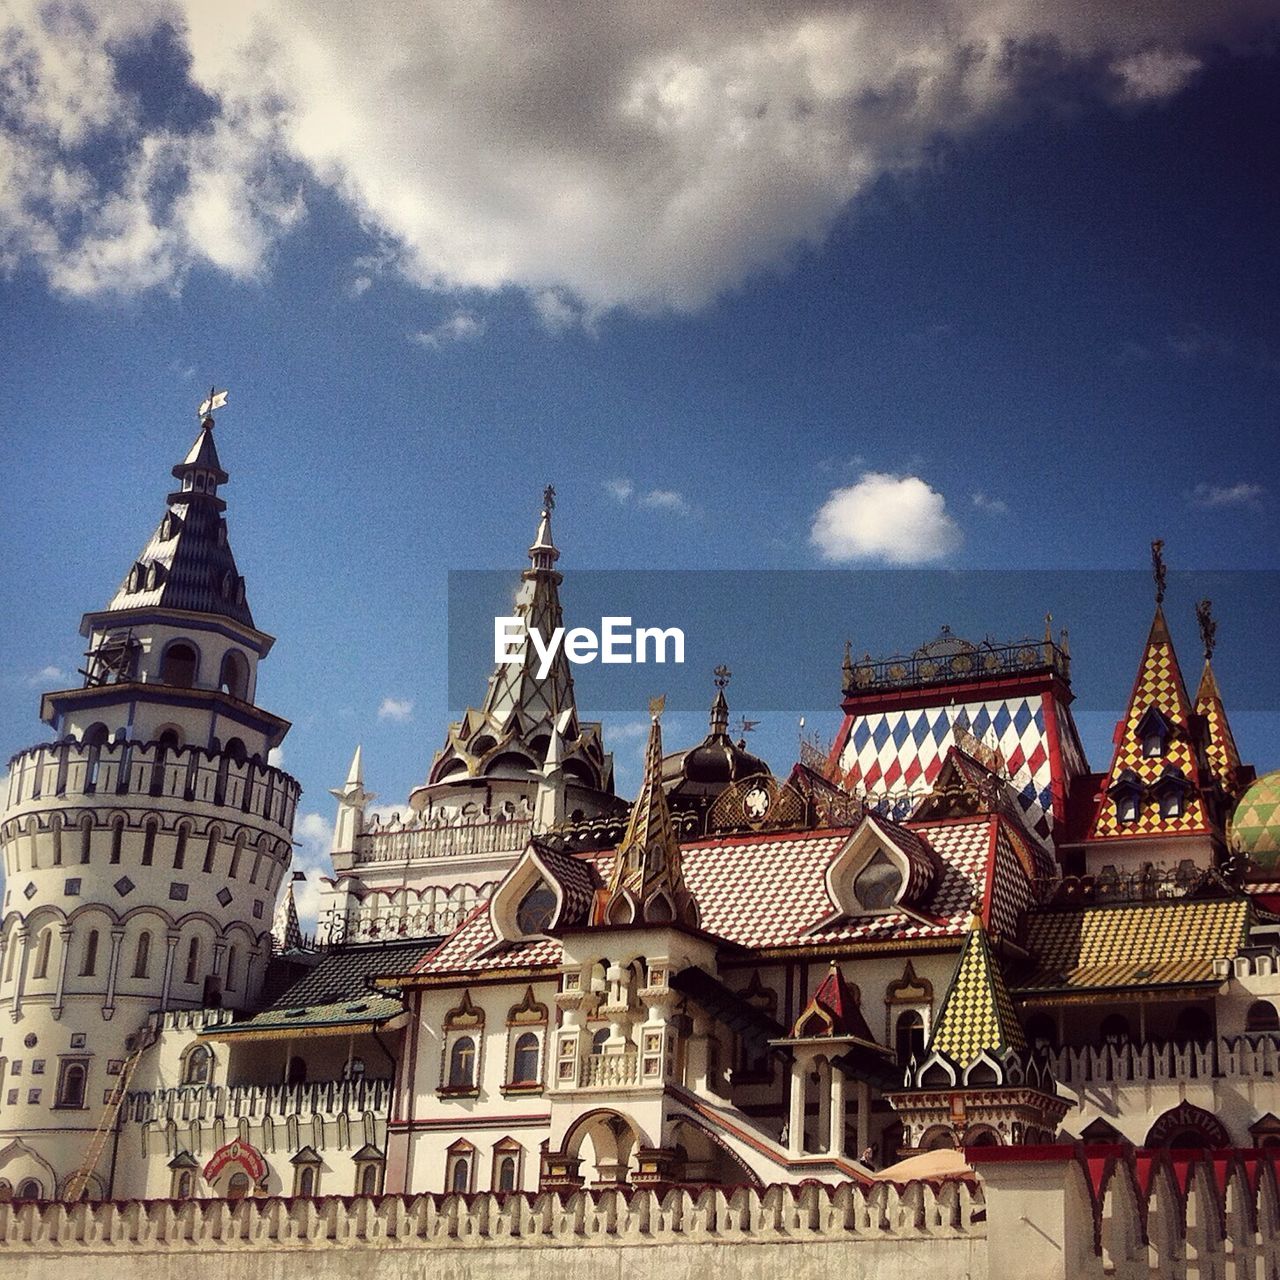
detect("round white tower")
(0, 409), (299, 1200)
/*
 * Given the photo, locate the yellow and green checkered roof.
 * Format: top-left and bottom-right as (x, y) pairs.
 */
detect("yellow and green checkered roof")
(1231, 770), (1280, 868)
(1015, 898), (1249, 994)
(927, 923), (1025, 1064)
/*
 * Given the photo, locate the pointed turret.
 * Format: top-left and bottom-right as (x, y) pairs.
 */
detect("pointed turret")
(1087, 545), (1210, 842)
(1194, 599), (1243, 799)
(926, 911), (1025, 1065)
(331, 744), (376, 853)
(532, 708), (571, 834)
(105, 415), (253, 628)
(416, 490), (617, 813)
(272, 881), (304, 952)
(602, 697), (699, 927)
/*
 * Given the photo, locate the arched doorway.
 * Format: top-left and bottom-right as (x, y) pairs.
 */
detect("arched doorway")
(1145, 1103), (1231, 1150)
(562, 1109), (647, 1187)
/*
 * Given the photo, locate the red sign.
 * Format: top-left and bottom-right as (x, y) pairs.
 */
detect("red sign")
(203, 1139), (269, 1186)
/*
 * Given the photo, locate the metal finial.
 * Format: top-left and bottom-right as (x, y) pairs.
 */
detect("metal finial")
(1196, 598), (1217, 662)
(1151, 539), (1167, 605)
(543, 484), (556, 512)
(713, 664), (731, 690)
(649, 694), (666, 720)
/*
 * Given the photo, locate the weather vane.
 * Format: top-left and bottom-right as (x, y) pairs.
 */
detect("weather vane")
(713, 664), (731, 690)
(1196, 598), (1217, 662)
(543, 484), (556, 512)
(199, 386), (229, 422)
(1151, 538), (1167, 605)
(649, 694), (666, 720)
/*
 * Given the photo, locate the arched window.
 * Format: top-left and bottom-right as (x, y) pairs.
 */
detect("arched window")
(219, 652), (250, 701)
(183, 1045), (212, 1086)
(225, 737), (247, 765)
(173, 823), (189, 870)
(894, 1010), (925, 1068)
(854, 848), (903, 910)
(81, 929), (99, 977)
(298, 1166), (315, 1197)
(449, 1036), (477, 1088)
(16, 1179), (42, 1200)
(202, 828), (220, 873)
(1247, 1000), (1280, 1034)
(591, 1027), (609, 1055)
(160, 642), (199, 688)
(109, 816), (124, 863)
(177, 1171), (193, 1197)
(56, 1060), (87, 1109)
(32, 928), (52, 980)
(359, 1163), (379, 1196)
(79, 815), (93, 864)
(515, 880), (557, 935)
(133, 931), (152, 979)
(141, 818), (157, 866)
(512, 1032), (540, 1084)
(228, 834), (244, 879)
(496, 1155), (517, 1192)
(225, 945), (239, 992)
(448, 1153), (471, 1193)
(184, 936), (200, 985)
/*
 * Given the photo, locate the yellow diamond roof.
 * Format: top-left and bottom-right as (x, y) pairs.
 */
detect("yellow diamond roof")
(927, 920), (1025, 1064)
(1016, 898), (1249, 993)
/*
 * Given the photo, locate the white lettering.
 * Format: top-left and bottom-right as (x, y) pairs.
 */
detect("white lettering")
(528, 625), (565, 680)
(635, 626), (685, 665)
(600, 616), (632, 663)
(564, 627), (599, 664)
(494, 616), (526, 664)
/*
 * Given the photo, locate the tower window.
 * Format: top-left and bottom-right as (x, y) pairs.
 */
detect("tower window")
(109, 818), (124, 863)
(1116, 791), (1140, 824)
(1160, 790), (1183, 819)
(184, 937), (200, 985)
(141, 820), (157, 866)
(515, 881), (557, 935)
(219, 652), (250, 701)
(225, 945), (239, 992)
(160, 642), (199, 689)
(55, 1059), (87, 1109)
(894, 1009), (925, 1068)
(32, 929), (52, 980)
(182, 1045), (212, 1086)
(448, 1036), (477, 1088)
(133, 931), (151, 979)
(173, 824), (189, 869)
(80, 929), (99, 977)
(511, 1032), (540, 1085)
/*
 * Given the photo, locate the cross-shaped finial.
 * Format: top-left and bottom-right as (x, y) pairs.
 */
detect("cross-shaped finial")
(713, 664), (731, 690)
(1196, 598), (1217, 663)
(543, 484), (556, 512)
(1151, 538), (1167, 605)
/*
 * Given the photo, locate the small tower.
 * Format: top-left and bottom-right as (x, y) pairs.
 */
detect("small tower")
(0, 403), (299, 1199)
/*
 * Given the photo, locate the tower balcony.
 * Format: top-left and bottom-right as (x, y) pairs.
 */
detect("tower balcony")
(3, 737), (299, 834)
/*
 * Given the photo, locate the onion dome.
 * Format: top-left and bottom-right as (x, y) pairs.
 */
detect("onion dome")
(663, 667), (769, 809)
(1231, 770), (1280, 870)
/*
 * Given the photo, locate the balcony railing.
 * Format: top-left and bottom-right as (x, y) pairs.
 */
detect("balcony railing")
(576, 1051), (640, 1089)
(843, 628), (1070, 697)
(1035, 866), (1209, 907)
(124, 1077), (393, 1124)
(318, 906), (462, 947)
(352, 817), (533, 864)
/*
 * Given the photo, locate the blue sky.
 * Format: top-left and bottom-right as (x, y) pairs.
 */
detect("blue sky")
(1, 5), (1277, 899)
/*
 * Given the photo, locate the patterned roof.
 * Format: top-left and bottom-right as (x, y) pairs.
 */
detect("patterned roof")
(1088, 607), (1210, 841)
(1015, 898), (1249, 994)
(106, 421), (255, 628)
(791, 963), (880, 1043)
(1231, 770), (1280, 868)
(404, 811), (1027, 981)
(530, 840), (601, 926)
(927, 918), (1025, 1065)
(1196, 661), (1243, 798)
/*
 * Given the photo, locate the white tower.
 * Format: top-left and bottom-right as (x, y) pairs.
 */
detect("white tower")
(0, 408), (299, 1200)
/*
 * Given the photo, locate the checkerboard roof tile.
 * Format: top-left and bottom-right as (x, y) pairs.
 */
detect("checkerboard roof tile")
(1014, 898), (1249, 993)
(928, 920), (1025, 1064)
(403, 811), (1031, 981)
(1196, 660), (1243, 797)
(531, 839), (601, 926)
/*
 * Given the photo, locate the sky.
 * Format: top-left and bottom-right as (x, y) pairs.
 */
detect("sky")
(1, 2), (1277, 918)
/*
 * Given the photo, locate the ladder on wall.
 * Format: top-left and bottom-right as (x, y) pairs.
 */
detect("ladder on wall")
(64, 1027), (155, 1201)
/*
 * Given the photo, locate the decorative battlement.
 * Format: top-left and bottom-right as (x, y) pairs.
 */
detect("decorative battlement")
(149, 1007), (236, 1036)
(1048, 1034), (1280, 1087)
(0, 1180), (983, 1251)
(3, 738), (299, 831)
(124, 1078), (393, 1125)
(843, 628), (1070, 698)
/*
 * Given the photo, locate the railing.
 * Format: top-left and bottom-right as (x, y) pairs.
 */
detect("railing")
(1047, 1034), (1280, 1086)
(843, 630), (1070, 696)
(577, 1051), (640, 1089)
(3, 739), (299, 831)
(318, 907), (460, 946)
(124, 1078), (393, 1124)
(1035, 866), (1211, 906)
(353, 818), (533, 864)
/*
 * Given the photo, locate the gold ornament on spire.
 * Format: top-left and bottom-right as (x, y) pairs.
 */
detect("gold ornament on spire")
(1196, 598), (1217, 663)
(1151, 538), (1167, 605)
(649, 693), (666, 720)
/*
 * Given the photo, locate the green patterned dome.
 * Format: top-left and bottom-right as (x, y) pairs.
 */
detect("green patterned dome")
(1231, 771), (1280, 869)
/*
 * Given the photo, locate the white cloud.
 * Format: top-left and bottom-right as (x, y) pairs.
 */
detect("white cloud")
(533, 289), (579, 334)
(640, 488), (691, 516)
(604, 719), (650, 742)
(289, 811), (334, 928)
(410, 310), (486, 348)
(607, 476), (691, 516)
(378, 696), (414, 721)
(810, 473), (961, 565)
(26, 664), (69, 686)
(1, 1), (1270, 309)
(971, 492), (1008, 514)
(1189, 482), (1266, 508)
(267, 745), (285, 767)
